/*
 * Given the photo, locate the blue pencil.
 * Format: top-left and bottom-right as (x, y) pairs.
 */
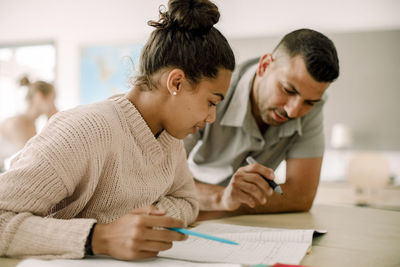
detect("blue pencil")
(166, 227), (239, 245)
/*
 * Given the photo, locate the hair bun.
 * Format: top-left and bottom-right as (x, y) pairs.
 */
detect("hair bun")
(168, 0), (220, 31)
(19, 76), (30, 86)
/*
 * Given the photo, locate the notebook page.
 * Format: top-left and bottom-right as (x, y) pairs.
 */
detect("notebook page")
(159, 223), (319, 265)
(194, 223), (315, 243)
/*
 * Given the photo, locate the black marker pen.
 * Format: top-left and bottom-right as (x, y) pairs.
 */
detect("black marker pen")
(246, 156), (283, 195)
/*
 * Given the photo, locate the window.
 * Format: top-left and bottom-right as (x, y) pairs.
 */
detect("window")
(0, 43), (56, 122)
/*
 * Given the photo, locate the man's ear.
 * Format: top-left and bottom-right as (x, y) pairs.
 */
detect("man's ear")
(166, 69), (185, 96)
(257, 54), (274, 77)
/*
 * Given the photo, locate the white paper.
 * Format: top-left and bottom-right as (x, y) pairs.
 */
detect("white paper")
(18, 256), (240, 267)
(159, 223), (325, 265)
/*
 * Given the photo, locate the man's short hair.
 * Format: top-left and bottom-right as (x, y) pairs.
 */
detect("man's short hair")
(273, 29), (339, 82)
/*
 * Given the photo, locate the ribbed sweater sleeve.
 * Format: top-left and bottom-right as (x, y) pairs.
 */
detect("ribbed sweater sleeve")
(0, 106), (111, 258)
(0, 151), (96, 259)
(155, 143), (199, 226)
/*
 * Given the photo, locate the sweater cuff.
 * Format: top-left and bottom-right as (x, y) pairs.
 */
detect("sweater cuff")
(6, 215), (96, 259)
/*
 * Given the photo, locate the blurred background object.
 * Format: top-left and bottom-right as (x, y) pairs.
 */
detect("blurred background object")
(323, 123), (354, 181)
(346, 152), (391, 206)
(330, 123), (353, 150)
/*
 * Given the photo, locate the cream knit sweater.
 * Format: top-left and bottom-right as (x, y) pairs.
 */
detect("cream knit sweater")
(0, 94), (199, 259)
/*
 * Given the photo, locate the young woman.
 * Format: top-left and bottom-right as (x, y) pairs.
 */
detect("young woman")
(0, 77), (58, 170)
(0, 0), (235, 261)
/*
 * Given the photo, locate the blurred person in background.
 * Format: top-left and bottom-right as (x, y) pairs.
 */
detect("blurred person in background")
(0, 76), (58, 170)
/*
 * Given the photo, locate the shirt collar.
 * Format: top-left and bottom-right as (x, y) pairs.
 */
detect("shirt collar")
(220, 64), (258, 128)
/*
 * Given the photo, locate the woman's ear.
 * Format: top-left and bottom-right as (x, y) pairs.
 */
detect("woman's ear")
(166, 69), (185, 96)
(257, 54), (274, 77)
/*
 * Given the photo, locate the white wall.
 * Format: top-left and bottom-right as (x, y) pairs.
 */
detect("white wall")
(1, 0), (400, 110)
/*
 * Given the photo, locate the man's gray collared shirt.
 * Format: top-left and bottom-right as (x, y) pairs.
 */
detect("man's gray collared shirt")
(184, 59), (325, 185)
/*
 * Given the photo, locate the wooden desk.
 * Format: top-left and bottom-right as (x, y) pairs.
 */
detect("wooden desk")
(315, 181), (400, 211)
(1, 204), (399, 267)
(208, 204), (400, 267)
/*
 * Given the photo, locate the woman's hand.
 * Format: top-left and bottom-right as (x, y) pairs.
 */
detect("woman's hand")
(91, 206), (187, 260)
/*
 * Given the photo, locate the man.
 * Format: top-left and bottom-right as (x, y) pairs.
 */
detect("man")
(184, 29), (339, 219)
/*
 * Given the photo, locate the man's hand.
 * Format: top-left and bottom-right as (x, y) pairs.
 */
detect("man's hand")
(91, 206), (187, 261)
(221, 163), (274, 210)
(196, 157), (323, 220)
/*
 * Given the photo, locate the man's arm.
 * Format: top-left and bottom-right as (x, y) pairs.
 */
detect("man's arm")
(241, 156), (322, 213)
(196, 157), (322, 220)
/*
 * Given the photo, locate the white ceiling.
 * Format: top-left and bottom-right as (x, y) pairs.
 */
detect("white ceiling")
(0, 0), (399, 43)
(215, 0), (400, 38)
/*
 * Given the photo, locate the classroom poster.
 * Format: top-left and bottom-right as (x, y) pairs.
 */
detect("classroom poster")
(79, 43), (143, 105)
